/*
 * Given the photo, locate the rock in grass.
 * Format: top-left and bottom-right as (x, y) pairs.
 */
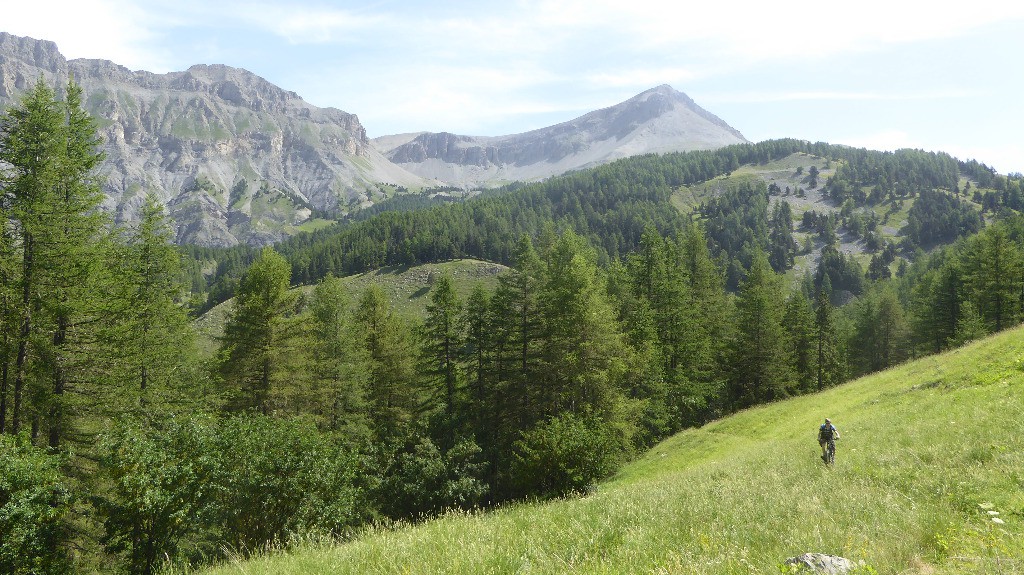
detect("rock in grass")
(784, 553), (854, 574)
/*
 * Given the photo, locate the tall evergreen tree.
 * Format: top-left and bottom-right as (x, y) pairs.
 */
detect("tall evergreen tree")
(462, 285), (494, 452)
(354, 284), (418, 440)
(727, 252), (794, 409)
(849, 285), (908, 375)
(106, 194), (197, 414)
(784, 291), (817, 394)
(306, 274), (370, 438)
(420, 273), (464, 447)
(489, 237), (544, 445)
(0, 79), (107, 446)
(217, 247), (301, 414)
(962, 226), (1022, 332)
(535, 230), (627, 418)
(814, 288), (845, 390)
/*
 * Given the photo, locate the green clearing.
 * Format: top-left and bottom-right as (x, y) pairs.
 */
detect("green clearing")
(192, 325), (1024, 574)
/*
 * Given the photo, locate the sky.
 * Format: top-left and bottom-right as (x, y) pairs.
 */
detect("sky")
(6, 0), (1024, 173)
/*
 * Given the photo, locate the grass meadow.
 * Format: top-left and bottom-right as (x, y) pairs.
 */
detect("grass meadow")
(189, 326), (1024, 575)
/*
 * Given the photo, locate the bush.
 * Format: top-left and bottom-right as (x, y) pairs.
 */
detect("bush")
(512, 412), (629, 498)
(376, 435), (488, 519)
(97, 414), (370, 572)
(97, 417), (219, 574)
(210, 415), (368, 550)
(0, 435), (75, 575)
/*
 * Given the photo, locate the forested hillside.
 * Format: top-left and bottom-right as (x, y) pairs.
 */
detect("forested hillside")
(4, 80), (1024, 575)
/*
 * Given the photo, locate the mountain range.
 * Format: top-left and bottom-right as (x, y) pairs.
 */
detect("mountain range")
(0, 31), (746, 247)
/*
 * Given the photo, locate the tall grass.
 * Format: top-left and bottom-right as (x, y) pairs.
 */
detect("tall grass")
(190, 327), (1024, 574)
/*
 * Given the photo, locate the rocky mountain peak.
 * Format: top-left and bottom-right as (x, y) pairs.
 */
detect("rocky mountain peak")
(0, 31), (426, 247)
(378, 84), (747, 188)
(0, 31), (64, 72)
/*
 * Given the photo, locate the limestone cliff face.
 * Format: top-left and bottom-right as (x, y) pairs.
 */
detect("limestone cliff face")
(0, 32), (426, 247)
(377, 85), (748, 188)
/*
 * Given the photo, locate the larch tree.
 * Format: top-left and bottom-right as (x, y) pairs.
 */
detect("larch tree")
(814, 288), (845, 390)
(106, 193), (197, 415)
(217, 246), (301, 414)
(0, 79), (107, 446)
(727, 252), (794, 409)
(962, 225), (1022, 332)
(354, 284), (418, 441)
(420, 272), (464, 448)
(307, 273), (370, 439)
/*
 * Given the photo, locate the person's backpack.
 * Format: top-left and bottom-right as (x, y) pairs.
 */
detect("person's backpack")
(819, 424), (834, 441)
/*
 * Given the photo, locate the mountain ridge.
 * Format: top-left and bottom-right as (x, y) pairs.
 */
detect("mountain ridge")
(374, 84), (747, 187)
(1, 31), (746, 246)
(0, 31), (429, 247)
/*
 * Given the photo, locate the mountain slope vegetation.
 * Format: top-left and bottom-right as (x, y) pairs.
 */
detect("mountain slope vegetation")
(7, 74), (1024, 575)
(192, 325), (1024, 575)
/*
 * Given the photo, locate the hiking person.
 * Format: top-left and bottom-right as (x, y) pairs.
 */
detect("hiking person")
(818, 418), (840, 463)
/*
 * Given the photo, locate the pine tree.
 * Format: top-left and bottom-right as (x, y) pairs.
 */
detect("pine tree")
(217, 246), (301, 414)
(814, 288), (845, 390)
(784, 291), (817, 394)
(535, 230), (627, 418)
(850, 285), (908, 374)
(728, 252), (794, 408)
(354, 284), (418, 440)
(420, 273), (464, 447)
(106, 194), (197, 415)
(307, 274), (370, 438)
(0, 79), (107, 445)
(462, 285), (494, 450)
(962, 226), (1022, 331)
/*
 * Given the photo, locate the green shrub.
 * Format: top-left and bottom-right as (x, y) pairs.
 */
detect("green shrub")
(97, 414), (370, 572)
(0, 434), (75, 575)
(376, 435), (488, 519)
(97, 417), (219, 575)
(210, 415), (369, 550)
(511, 412), (628, 498)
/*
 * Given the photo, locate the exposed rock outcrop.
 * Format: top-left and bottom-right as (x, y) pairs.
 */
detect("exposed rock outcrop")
(784, 553), (855, 574)
(0, 32), (427, 247)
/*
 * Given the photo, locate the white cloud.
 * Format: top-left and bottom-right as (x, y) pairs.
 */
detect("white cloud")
(524, 0), (1024, 64)
(3, 0), (171, 71)
(703, 89), (982, 104)
(238, 3), (388, 44)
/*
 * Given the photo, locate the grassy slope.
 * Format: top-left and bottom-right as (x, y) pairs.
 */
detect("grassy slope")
(194, 325), (1024, 575)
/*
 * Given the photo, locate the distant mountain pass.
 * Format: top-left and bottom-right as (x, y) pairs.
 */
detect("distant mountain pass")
(374, 85), (747, 188)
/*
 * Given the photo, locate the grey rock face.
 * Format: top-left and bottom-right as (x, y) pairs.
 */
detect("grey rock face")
(0, 32), (426, 247)
(378, 84), (748, 188)
(784, 553), (855, 574)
